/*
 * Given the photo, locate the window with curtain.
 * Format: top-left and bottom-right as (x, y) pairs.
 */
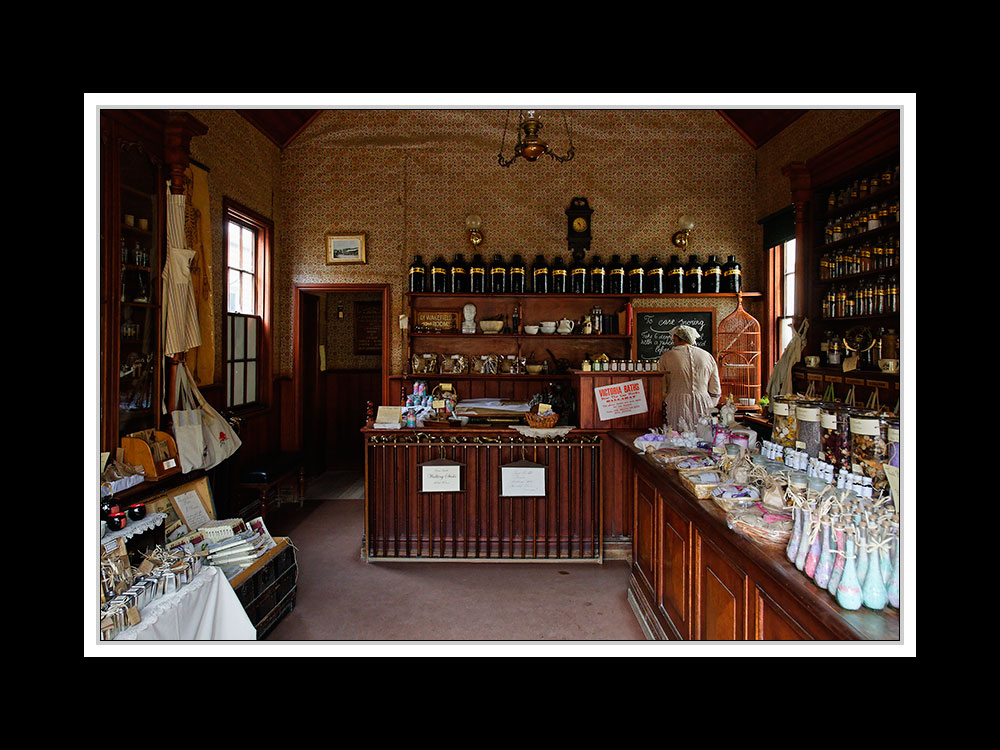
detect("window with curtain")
(759, 206), (797, 377)
(224, 200), (271, 410)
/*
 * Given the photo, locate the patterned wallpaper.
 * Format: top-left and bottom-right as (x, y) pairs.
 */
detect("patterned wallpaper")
(276, 109), (760, 377)
(180, 108), (892, 382)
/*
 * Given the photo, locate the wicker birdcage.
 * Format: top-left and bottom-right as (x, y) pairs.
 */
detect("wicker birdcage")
(716, 293), (762, 410)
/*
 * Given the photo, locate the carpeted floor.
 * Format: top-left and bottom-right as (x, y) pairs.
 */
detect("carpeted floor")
(263, 471), (646, 643)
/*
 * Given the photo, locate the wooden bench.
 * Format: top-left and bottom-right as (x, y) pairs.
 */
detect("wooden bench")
(238, 453), (306, 520)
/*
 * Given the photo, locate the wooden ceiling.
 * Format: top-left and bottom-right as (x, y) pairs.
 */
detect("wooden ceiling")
(238, 109), (806, 150)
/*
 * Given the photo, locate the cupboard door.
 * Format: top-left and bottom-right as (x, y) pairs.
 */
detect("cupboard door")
(753, 586), (812, 641)
(633, 472), (657, 596)
(695, 532), (748, 640)
(657, 496), (691, 640)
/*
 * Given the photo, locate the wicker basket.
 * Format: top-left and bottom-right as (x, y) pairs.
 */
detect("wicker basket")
(524, 411), (559, 429)
(725, 507), (793, 548)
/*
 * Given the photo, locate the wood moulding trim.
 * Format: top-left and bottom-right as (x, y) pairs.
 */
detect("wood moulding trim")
(292, 282), (392, 453)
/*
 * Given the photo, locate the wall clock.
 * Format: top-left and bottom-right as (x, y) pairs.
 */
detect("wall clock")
(566, 197), (593, 260)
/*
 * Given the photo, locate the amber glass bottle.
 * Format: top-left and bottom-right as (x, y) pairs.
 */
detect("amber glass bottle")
(489, 254), (507, 293)
(532, 254), (550, 293)
(408, 255), (426, 293)
(644, 255), (664, 294)
(508, 254), (526, 293)
(665, 254), (684, 293)
(702, 254), (722, 292)
(588, 254), (606, 294)
(684, 255), (703, 294)
(551, 255), (568, 293)
(626, 254), (644, 294)
(608, 254), (625, 294)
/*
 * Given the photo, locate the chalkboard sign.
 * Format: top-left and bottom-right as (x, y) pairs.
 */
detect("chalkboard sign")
(354, 300), (383, 355)
(632, 308), (715, 361)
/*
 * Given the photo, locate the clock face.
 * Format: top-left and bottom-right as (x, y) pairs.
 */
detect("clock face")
(572, 217), (588, 233)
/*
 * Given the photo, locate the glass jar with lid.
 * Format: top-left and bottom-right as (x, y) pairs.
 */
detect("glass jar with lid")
(849, 410), (887, 493)
(820, 403), (851, 471)
(795, 401), (823, 459)
(772, 396), (798, 449)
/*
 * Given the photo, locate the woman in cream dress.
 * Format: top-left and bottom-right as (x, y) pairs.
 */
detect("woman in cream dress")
(657, 325), (721, 431)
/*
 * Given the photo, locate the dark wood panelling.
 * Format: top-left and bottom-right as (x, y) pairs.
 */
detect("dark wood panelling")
(718, 109), (806, 149)
(364, 430), (601, 561)
(658, 496), (692, 640)
(324, 370), (381, 471)
(236, 110), (320, 148)
(696, 531), (748, 640)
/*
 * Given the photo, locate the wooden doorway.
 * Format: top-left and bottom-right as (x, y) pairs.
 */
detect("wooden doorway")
(293, 283), (390, 476)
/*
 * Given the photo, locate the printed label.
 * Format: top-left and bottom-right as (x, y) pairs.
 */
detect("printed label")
(850, 417), (879, 436)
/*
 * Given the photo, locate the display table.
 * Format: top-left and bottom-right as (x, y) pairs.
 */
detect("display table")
(610, 430), (900, 641)
(113, 564), (256, 641)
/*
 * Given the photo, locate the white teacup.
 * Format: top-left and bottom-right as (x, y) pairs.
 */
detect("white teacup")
(523, 325), (539, 335)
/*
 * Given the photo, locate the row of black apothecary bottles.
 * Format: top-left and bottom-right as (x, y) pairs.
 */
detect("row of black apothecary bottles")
(409, 253), (743, 294)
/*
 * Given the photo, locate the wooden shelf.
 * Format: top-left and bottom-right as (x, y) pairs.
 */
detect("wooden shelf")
(815, 265), (900, 285)
(409, 332), (632, 340)
(405, 291), (761, 300)
(403, 372), (572, 379)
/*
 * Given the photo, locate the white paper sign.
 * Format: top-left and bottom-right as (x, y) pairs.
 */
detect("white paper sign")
(594, 379), (648, 421)
(501, 461), (547, 497)
(421, 463), (461, 492)
(172, 489), (211, 531)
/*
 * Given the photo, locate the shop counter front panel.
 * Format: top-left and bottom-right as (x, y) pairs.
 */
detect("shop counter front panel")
(363, 429), (602, 562)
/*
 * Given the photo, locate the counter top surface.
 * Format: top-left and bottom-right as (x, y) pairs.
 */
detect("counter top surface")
(609, 430), (900, 641)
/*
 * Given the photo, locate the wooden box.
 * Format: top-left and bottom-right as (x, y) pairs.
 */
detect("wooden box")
(121, 431), (181, 481)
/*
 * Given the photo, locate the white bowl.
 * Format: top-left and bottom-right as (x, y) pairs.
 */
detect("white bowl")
(480, 320), (504, 334)
(523, 325), (539, 335)
(539, 326), (556, 335)
(539, 321), (556, 327)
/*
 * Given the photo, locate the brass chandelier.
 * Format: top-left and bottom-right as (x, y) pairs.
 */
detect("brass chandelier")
(498, 110), (575, 167)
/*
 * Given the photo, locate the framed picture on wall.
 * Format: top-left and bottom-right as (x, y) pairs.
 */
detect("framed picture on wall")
(325, 233), (367, 264)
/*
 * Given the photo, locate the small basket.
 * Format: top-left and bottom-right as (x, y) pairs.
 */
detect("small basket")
(725, 507), (793, 548)
(524, 411), (559, 429)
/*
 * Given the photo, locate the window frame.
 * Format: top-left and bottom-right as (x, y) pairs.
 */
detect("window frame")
(222, 198), (272, 414)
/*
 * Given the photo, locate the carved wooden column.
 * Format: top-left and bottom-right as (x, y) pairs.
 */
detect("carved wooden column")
(781, 161), (812, 331)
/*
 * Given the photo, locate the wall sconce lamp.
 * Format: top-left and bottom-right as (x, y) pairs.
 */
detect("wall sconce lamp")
(466, 214), (484, 249)
(671, 214), (696, 251)
(337, 303), (345, 320)
(498, 110), (575, 167)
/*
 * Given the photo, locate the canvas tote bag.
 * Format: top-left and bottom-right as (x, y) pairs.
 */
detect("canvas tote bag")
(171, 365), (208, 473)
(180, 363), (242, 470)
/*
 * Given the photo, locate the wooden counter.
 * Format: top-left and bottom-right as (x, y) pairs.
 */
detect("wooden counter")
(609, 430), (900, 641)
(363, 426), (604, 562)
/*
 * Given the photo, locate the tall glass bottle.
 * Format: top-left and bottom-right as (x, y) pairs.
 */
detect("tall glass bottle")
(408, 254), (426, 293)
(626, 254), (644, 294)
(804, 514), (823, 580)
(430, 255), (450, 293)
(861, 529), (888, 610)
(836, 528), (863, 610)
(665, 254), (684, 293)
(450, 253), (469, 293)
(570, 255), (588, 294)
(644, 255), (664, 294)
(828, 522), (847, 595)
(489, 254), (507, 293)
(551, 255), (568, 293)
(702, 254), (722, 292)
(856, 522), (869, 585)
(722, 254), (742, 293)
(469, 253), (486, 293)
(589, 254), (606, 294)
(684, 255), (703, 294)
(508, 253), (526, 293)
(814, 517), (835, 589)
(786, 497), (804, 564)
(607, 254), (625, 294)
(795, 502), (813, 571)
(532, 254), (550, 294)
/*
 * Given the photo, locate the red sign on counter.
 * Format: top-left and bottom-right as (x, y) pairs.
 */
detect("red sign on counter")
(595, 379), (648, 421)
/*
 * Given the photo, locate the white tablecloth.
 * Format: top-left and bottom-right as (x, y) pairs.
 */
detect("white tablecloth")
(114, 565), (256, 641)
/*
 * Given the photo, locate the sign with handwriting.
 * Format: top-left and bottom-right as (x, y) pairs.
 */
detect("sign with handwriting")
(633, 308), (715, 360)
(500, 459), (547, 497)
(419, 458), (463, 493)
